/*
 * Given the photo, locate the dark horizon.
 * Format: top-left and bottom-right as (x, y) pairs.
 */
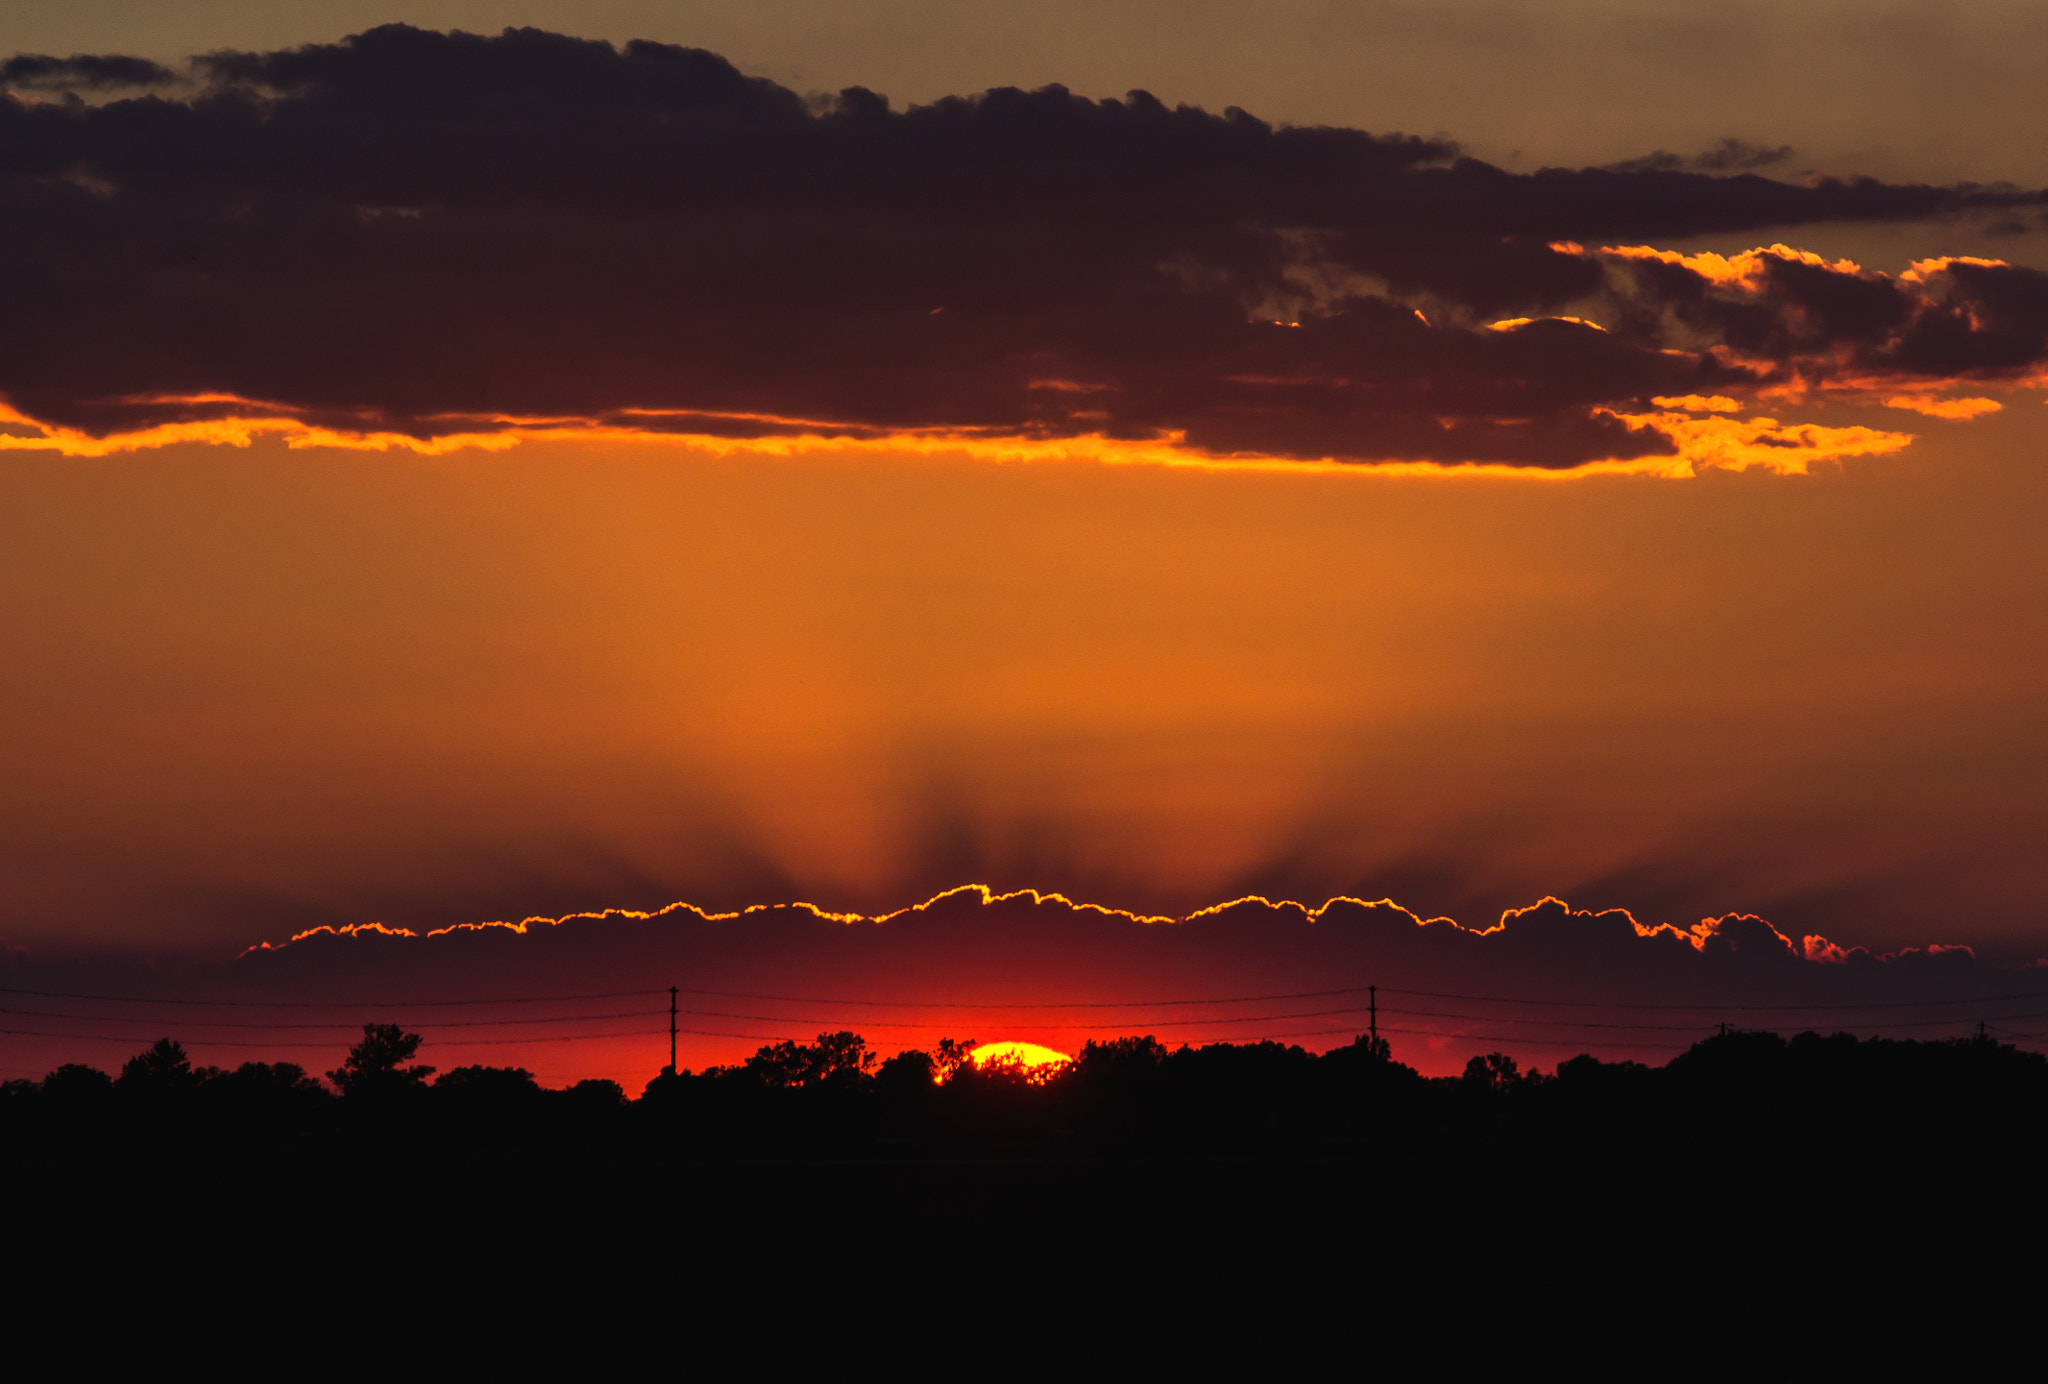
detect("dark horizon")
(13, 1021), (2043, 1174)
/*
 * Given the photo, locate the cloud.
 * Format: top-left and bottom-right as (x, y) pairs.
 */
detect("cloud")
(0, 54), (176, 90)
(1598, 245), (2048, 393)
(1, 25), (2043, 470)
(1883, 395), (2002, 419)
(1604, 139), (1796, 175)
(2, 886), (2035, 1086)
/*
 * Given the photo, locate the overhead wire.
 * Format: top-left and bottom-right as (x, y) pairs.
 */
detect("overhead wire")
(0, 974), (2033, 1066)
(1, 1022), (1705, 1055)
(0, 984), (666, 1009)
(8, 979), (2041, 1013)
(0, 1004), (672, 1031)
(0, 1026), (770, 1050)
(7, 993), (2030, 1038)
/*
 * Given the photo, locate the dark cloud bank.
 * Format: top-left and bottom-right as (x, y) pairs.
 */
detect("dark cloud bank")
(5, 890), (2037, 1079)
(5, 25), (2047, 466)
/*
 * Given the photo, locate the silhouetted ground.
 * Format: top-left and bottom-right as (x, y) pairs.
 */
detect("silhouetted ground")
(7, 1027), (2042, 1352)
(10, 1026), (2043, 1177)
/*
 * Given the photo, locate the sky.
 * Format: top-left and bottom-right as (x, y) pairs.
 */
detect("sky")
(3, 5), (2045, 1082)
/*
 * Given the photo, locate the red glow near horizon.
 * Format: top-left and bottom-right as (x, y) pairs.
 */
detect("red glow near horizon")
(7, 22), (2048, 1130)
(2, 885), (2028, 1092)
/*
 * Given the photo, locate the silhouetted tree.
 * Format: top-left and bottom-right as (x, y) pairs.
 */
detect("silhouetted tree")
(177, 1060), (334, 1152)
(743, 1031), (875, 1089)
(6, 1025), (2043, 1171)
(329, 1023), (435, 1097)
(1078, 1035), (1169, 1069)
(41, 1063), (115, 1105)
(1319, 1033), (1424, 1131)
(640, 1068), (692, 1105)
(118, 1038), (195, 1095)
(744, 1039), (809, 1089)
(974, 1054), (1050, 1090)
(435, 1065), (540, 1098)
(212, 1061), (328, 1107)
(1062, 1035), (1172, 1138)
(224, 1060), (320, 1091)
(1072, 1035), (1171, 1087)
(932, 1038), (978, 1082)
(15, 1064), (117, 1155)
(1462, 1052), (1521, 1093)
(876, 1049), (936, 1090)
(568, 1078), (627, 1108)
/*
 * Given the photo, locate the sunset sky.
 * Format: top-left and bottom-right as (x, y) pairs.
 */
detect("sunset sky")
(3, 4), (2045, 1083)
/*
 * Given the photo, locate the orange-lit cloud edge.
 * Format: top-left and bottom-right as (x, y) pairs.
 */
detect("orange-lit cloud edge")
(9, 243), (2040, 480)
(246, 882), (1969, 970)
(0, 393), (1927, 479)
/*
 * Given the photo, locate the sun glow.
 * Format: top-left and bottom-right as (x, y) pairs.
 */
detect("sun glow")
(970, 1041), (1074, 1076)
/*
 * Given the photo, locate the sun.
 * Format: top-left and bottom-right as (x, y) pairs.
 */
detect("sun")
(969, 1041), (1073, 1075)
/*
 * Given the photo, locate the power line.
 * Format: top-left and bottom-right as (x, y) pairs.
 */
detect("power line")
(0, 1004), (672, 1031)
(1378, 1003), (2048, 1034)
(0, 1025), (770, 1049)
(4, 1003), (2015, 1052)
(10, 975), (2039, 1015)
(0, 981), (1392, 1010)
(0, 1022), (1701, 1056)
(1257, 1023), (1702, 1052)
(676, 983), (2048, 1013)
(2, 971), (2036, 1072)
(662, 983), (1385, 1010)
(0, 984), (665, 1009)
(1375, 985), (2048, 1013)
(17, 993), (2015, 1036)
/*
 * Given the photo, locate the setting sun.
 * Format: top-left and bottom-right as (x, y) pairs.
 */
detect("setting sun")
(969, 1041), (1074, 1075)
(3, 13), (2046, 1095)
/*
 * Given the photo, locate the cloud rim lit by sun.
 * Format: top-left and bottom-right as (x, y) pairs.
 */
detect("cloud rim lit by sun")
(0, 397), (1929, 481)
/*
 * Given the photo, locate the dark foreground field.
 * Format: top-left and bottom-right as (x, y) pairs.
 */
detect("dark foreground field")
(8, 1028), (2041, 1358)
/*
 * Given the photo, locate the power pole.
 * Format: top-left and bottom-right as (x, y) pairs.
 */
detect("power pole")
(1369, 985), (1377, 1047)
(669, 986), (678, 1074)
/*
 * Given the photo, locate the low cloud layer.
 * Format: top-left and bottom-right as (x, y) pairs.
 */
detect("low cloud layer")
(5, 888), (2038, 1085)
(3, 25), (2045, 470)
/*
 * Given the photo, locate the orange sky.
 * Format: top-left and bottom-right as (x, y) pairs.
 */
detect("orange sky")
(5, 390), (2044, 961)
(4, 20), (2048, 1095)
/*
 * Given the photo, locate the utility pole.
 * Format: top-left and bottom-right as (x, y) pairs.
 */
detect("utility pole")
(1369, 985), (1377, 1046)
(669, 986), (678, 1074)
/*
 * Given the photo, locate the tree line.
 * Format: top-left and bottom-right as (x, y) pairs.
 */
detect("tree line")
(4, 1024), (2044, 1165)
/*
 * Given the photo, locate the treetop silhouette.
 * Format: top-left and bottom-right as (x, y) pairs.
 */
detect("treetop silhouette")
(743, 1031), (876, 1089)
(118, 1038), (194, 1094)
(329, 1023), (435, 1097)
